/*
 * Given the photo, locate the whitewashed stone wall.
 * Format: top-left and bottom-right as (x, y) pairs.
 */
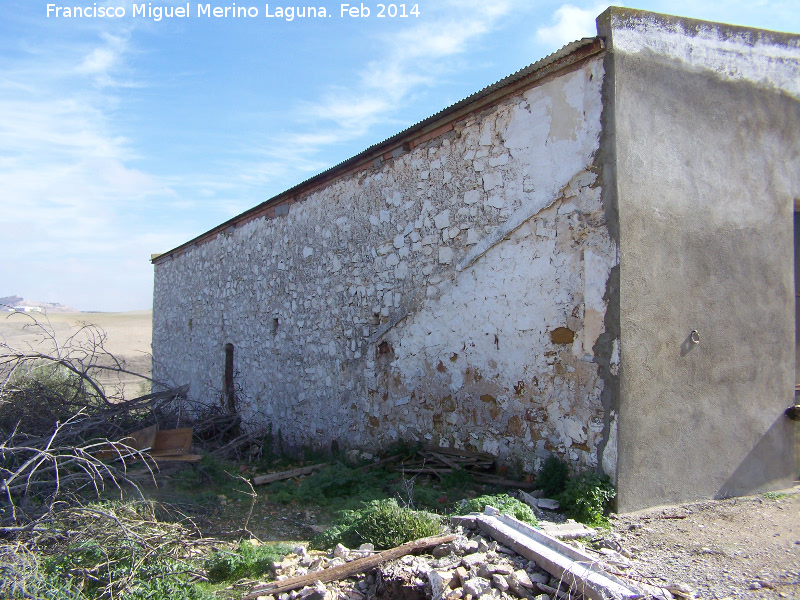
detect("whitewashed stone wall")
(153, 56), (617, 473)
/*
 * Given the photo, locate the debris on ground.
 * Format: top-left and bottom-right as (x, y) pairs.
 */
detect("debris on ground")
(244, 509), (689, 600)
(392, 448), (536, 489)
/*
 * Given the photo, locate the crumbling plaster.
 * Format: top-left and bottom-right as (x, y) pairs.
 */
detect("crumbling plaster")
(153, 56), (616, 473)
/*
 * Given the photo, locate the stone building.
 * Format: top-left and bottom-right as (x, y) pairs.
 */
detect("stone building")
(152, 8), (800, 511)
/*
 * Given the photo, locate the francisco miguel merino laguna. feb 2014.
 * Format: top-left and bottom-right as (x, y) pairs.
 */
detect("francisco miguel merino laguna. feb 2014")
(47, 3), (420, 20)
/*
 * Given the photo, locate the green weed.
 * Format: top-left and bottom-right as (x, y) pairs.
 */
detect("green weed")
(537, 455), (570, 498)
(452, 493), (538, 525)
(205, 541), (295, 583)
(558, 472), (615, 527)
(310, 498), (444, 550)
(762, 491), (788, 500)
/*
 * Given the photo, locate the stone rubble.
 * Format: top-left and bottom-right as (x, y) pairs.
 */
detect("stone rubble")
(251, 516), (684, 600)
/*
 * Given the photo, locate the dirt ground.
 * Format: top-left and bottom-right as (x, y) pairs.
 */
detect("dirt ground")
(608, 488), (800, 599)
(145, 457), (800, 600)
(0, 309), (153, 396)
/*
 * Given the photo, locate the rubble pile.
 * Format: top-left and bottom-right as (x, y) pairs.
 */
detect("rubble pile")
(254, 534), (558, 600)
(247, 514), (683, 600)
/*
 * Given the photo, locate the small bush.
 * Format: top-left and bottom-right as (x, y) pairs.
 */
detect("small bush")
(452, 493), (537, 525)
(537, 455), (570, 497)
(311, 498), (444, 550)
(205, 541), (295, 583)
(558, 472), (615, 527)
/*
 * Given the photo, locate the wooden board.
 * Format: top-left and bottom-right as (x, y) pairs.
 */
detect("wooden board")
(151, 427), (193, 455)
(123, 424), (158, 451)
(252, 463), (327, 485)
(150, 454), (202, 462)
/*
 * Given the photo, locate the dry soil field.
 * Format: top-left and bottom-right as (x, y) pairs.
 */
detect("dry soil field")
(0, 309), (153, 397)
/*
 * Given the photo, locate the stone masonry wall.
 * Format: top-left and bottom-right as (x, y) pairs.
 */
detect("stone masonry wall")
(152, 56), (617, 474)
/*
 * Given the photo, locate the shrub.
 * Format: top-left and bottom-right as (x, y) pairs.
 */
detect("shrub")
(537, 455), (570, 497)
(311, 498), (444, 550)
(205, 541), (295, 583)
(558, 472), (615, 527)
(452, 493), (537, 525)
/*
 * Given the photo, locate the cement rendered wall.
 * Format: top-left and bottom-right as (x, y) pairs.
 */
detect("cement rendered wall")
(599, 9), (800, 511)
(153, 56), (619, 474)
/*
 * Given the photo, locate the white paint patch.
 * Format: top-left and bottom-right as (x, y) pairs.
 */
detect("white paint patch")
(602, 411), (618, 483)
(610, 13), (800, 98)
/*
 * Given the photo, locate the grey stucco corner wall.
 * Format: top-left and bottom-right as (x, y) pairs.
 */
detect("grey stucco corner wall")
(598, 7), (800, 512)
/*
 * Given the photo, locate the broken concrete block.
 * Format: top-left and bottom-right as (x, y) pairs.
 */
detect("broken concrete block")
(528, 572), (549, 585)
(463, 577), (492, 597)
(491, 573), (510, 592)
(461, 552), (488, 568)
(429, 570), (456, 600)
(439, 246), (454, 264)
(511, 570), (534, 589)
(537, 498), (560, 510)
(451, 515), (478, 529)
(477, 564), (493, 579)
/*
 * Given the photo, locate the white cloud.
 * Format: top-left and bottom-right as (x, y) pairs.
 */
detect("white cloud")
(0, 22), (181, 310)
(536, 3), (621, 48)
(247, 0), (528, 189)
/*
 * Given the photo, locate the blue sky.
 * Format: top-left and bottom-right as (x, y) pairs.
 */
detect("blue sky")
(1, 0), (798, 311)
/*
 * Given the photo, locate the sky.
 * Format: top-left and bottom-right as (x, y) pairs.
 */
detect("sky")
(1, 0), (798, 311)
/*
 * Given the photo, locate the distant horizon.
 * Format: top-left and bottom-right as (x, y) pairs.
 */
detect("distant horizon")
(3, 1), (799, 312)
(1, 294), (151, 313)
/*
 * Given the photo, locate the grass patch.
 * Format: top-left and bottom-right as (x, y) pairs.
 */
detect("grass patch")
(452, 493), (537, 525)
(265, 462), (395, 510)
(310, 499), (444, 550)
(262, 461), (458, 514)
(762, 491), (789, 500)
(205, 540), (295, 583)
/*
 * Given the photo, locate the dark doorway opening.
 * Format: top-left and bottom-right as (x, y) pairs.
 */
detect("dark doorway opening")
(224, 342), (236, 414)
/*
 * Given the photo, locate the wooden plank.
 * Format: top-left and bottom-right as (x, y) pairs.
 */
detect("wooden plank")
(359, 454), (404, 473)
(470, 473), (536, 489)
(150, 454), (202, 462)
(243, 534), (457, 600)
(252, 463), (327, 486)
(428, 451), (461, 471)
(151, 427), (193, 454)
(390, 466), (453, 474)
(123, 424), (158, 451)
(426, 446), (494, 459)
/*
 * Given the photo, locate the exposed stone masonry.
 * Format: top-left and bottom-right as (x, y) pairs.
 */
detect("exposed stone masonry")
(153, 56), (617, 475)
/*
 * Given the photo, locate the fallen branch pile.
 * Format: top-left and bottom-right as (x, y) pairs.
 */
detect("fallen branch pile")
(0, 311), (252, 597)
